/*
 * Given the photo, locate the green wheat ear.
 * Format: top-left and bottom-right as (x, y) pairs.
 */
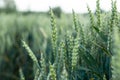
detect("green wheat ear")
(107, 0), (117, 51)
(61, 63), (68, 80)
(47, 63), (56, 80)
(72, 10), (78, 32)
(96, 0), (101, 29)
(112, 27), (120, 79)
(87, 5), (95, 32)
(49, 7), (57, 58)
(22, 40), (40, 70)
(39, 52), (47, 80)
(72, 36), (79, 70)
(19, 68), (25, 80)
(34, 69), (40, 80)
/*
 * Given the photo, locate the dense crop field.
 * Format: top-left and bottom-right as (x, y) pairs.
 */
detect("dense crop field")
(0, 0), (120, 80)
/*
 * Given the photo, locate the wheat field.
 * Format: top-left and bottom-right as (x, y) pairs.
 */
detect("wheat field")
(0, 0), (120, 80)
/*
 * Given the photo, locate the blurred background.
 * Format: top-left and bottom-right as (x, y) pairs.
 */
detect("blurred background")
(0, 0), (119, 80)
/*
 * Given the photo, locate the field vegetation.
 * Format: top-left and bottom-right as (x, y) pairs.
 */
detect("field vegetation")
(0, 0), (120, 80)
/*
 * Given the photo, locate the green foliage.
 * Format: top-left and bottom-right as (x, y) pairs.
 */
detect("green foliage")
(0, 0), (16, 13)
(22, 0), (119, 79)
(1, 0), (120, 80)
(0, 12), (74, 80)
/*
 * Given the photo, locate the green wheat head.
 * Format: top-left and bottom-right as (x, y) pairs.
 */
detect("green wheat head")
(39, 52), (47, 80)
(72, 10), (78, 32)
(22, 40), (40, 70)
(19, 68), (25, 80)
(96, 0), (101, 29)
(47, 63), (56, 80)
(72, 37), (79, 70)
(20, 1), (120, 80)
(112, 27), (120, 79)
(50, 7), (57, 58)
